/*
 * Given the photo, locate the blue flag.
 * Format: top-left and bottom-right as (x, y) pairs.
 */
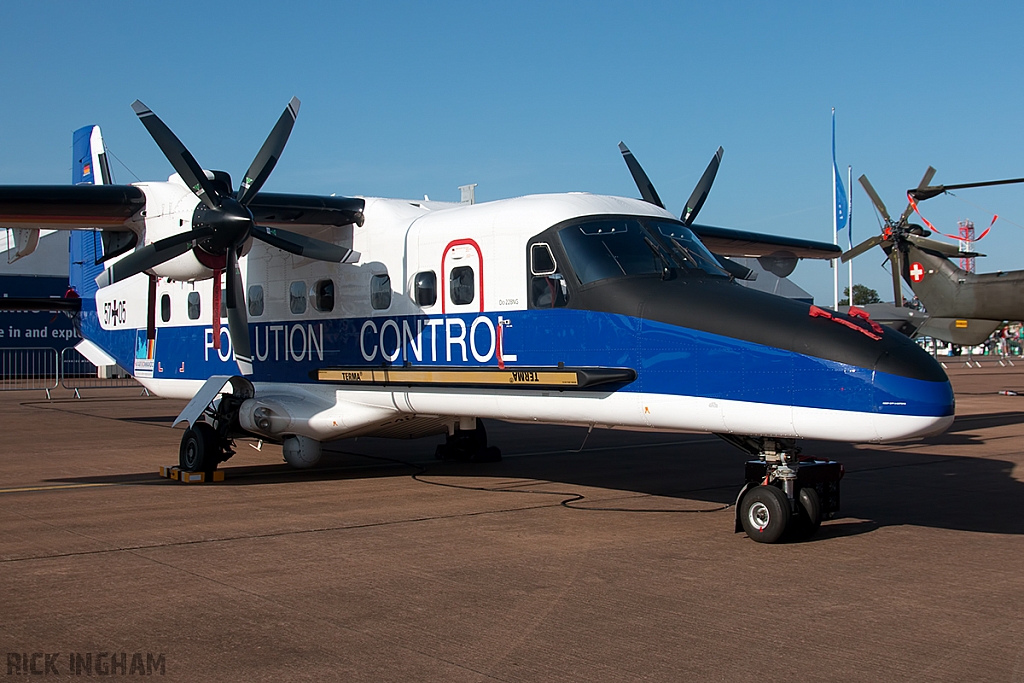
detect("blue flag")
(832, 109), (848, 233)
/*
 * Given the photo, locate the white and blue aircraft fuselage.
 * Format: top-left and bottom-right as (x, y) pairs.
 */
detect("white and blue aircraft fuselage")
(0, 101), (955, 543)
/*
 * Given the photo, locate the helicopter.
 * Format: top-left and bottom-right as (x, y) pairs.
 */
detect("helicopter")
(842, 168), (1024, 346)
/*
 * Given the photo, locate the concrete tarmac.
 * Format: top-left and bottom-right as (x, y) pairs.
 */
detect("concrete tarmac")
(1, 365), (1023, 681)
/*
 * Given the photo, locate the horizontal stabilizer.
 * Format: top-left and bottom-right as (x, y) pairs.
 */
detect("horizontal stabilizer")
(0, 296), (81, 312)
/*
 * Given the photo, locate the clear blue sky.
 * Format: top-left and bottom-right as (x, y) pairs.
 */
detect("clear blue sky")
(2, 1), (1022, 304)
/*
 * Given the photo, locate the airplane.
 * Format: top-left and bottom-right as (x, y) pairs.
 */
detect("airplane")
(0, 99), (955, 544)
(842, 169), (1024, 346)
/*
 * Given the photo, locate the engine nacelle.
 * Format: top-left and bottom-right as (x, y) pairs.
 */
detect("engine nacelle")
(129, 177), (251, 283)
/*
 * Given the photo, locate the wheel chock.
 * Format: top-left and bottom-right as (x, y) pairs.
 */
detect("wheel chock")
(158, 466), (225, 483)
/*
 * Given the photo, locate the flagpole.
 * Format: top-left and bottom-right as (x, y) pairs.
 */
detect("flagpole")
(832, 108), (839, 310)
(848, 164), (853, 307)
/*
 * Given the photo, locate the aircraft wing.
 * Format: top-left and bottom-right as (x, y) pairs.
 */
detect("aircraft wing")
(0, 186), (363, 232)
(247, 193), (365, 228)
(690, 223), (842, 260)
(0, 185), (143, 230)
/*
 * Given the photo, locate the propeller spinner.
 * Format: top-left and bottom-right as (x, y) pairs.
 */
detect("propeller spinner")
(96, 98), (352, 375)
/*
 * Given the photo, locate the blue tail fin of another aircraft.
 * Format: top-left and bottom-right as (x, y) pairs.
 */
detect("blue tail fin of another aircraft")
(69, 125), (107, 299)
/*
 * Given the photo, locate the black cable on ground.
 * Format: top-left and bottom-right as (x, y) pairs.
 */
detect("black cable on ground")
(353, 452), (732, 514)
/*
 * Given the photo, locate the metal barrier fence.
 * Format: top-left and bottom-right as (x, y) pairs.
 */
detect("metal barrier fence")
(60, 347), (140, 392)
(0, 347), (59, 393)
(0, 346), (141, 396)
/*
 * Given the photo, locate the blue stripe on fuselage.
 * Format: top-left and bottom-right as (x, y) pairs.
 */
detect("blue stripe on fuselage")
(80, 306), (953, 418)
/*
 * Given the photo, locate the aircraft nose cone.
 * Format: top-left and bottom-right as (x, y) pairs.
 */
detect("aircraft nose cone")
(869, 346), (955, 442)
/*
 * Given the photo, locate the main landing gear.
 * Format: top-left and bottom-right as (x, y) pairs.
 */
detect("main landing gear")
(718, 435), (843, 544)
(178, 394), (245, 473)
(435, 418), (502, 463)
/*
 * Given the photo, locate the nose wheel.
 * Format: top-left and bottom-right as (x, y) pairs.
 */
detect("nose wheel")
(739, 484), (790, 543)
(719, 435), (843, 544)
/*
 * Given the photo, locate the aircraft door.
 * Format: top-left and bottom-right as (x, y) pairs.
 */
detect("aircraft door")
(441, 239), (484, 314)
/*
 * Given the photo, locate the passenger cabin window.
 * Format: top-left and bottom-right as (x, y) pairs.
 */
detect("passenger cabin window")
(529, 242), (568, 309)
(449, 266), (474, 305)
(187, 291), (201, 320)
(248, 285), (264, 317)
(289, 281), (307, 314)
(313, 279), (334, 312)
(219, 289), (227, 320)
(160, 294), (171, 323)
(414, 271), (437, 307)
(370, 274), (391, 310)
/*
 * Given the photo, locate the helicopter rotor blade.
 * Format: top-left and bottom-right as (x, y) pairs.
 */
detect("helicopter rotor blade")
(841, 234), (886, 263)
(899, 166), (937, 224)
(890, 248), (904, 307)
(859, 175), (891, 223)
(906, 233), (963, 258)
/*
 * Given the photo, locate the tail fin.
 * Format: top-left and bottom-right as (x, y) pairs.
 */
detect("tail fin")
(69, 126), (108, 299)
(72, 125), (111, 186)
(0, 126), (103, 263)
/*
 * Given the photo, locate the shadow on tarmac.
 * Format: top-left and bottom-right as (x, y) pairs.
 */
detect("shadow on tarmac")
(48, 412), (1024, 539)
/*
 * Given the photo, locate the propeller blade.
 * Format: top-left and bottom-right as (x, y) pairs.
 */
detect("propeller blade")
(859, 175), (891, 222)
(899, 166), (937, 224)
(890, 248), (904, 307)
(906, 234), (963, 258)
(224, 247), (253, 375)
(251, 225), (353, 262)
(236, 97), (301, 206)
(94, 230), (207, 287)
(682, 146), (723, 226)
(841, 234), (886, 263)
(617, 142), (665, 209)
(131, 100), (221, 210)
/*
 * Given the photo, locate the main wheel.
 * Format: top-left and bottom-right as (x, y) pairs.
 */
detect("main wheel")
(435, 420), (501, 462)
(789, 486), (822, 540)
(740, 485), (791, 543)
(179, 422), (220, 472)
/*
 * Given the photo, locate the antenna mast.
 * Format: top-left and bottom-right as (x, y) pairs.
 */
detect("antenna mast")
(958, 219), (976, 273)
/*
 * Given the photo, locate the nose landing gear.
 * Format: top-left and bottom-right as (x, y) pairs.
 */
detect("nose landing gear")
(718, 435), (843, 544)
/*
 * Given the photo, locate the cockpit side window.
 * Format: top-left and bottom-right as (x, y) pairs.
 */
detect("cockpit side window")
(528, 242), (568, 308)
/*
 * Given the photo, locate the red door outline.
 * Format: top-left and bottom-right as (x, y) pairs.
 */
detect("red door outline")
(440, 238), (484, 314)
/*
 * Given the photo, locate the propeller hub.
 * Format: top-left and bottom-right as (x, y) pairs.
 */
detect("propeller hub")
(193, 197), (253, 255)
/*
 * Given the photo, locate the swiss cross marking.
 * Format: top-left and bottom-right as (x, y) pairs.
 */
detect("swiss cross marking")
(910, 262), (925, 282)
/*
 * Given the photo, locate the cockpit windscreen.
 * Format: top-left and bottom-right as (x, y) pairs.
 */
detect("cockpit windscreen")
(558, 217), (726, 285)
